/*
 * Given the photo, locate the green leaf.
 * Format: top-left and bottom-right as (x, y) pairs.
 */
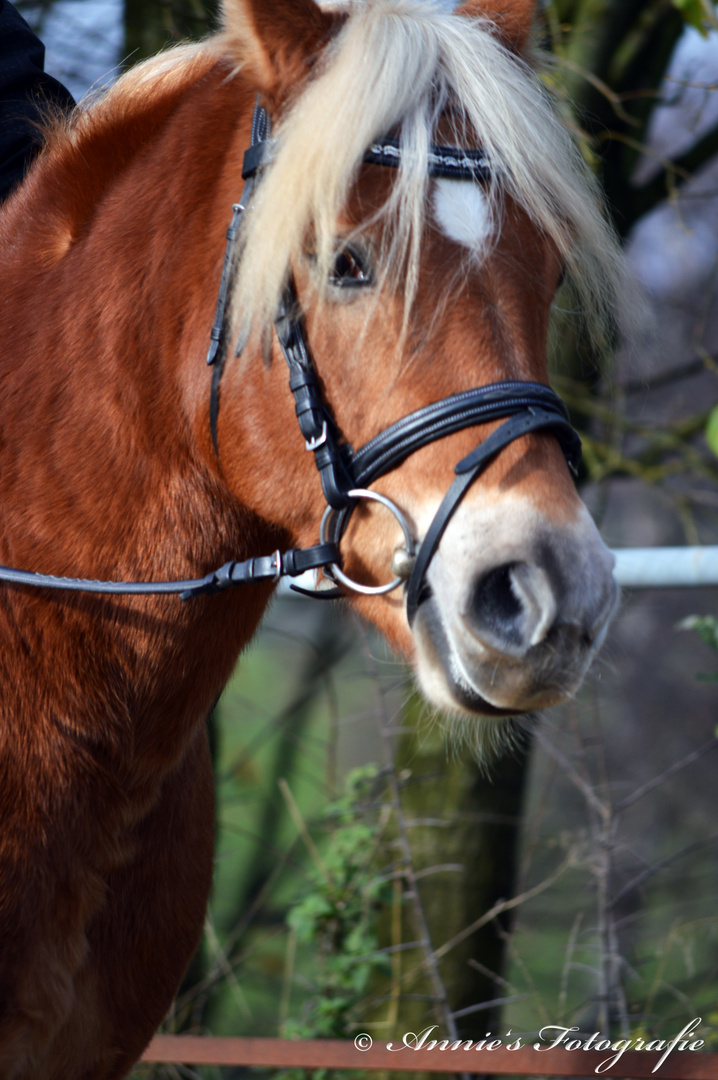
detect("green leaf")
(706, 405), (718, 456)
(677, 615), (718, 650)
(287, 893), (333, 940)
(672, 0), (718, 35)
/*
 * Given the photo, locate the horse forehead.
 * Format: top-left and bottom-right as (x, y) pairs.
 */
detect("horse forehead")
(432, 178), (493, 252)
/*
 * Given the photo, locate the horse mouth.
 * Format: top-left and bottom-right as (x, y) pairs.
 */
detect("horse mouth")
(411, 587), (526, 718)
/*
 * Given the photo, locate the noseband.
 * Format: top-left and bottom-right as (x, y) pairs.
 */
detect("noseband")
(0, 104), (580, 621)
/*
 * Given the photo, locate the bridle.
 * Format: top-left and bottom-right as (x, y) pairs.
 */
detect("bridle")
(0, 103), (581, 624)
(206, 103), (580, 623)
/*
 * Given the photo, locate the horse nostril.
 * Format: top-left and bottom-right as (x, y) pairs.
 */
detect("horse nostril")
(469, 563), (524, 647)
(466, 561), (558, 654)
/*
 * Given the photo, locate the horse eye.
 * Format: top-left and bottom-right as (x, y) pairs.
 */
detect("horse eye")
(330, 246), (372, 287)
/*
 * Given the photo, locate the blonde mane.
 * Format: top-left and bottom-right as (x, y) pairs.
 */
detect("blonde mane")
(58, 42), (220, 143)
(229, 0), (624, 348)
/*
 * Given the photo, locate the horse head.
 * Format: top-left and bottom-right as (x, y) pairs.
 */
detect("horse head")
(0, 0), (629, 1072)
(214, 0), (622, 724)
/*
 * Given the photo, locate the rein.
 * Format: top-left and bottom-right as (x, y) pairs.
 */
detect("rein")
(0, 104), (581, 620)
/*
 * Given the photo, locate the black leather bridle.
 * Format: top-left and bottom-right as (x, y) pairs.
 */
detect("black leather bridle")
(0, 103), (580, 621)
(206, 104), (580, 623)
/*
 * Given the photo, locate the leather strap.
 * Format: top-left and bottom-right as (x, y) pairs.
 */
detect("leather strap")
(323, 385), (580, 553)
(180, 541), (339, 598)
(275, 282), (354, 509)
(0, 542), (340, 601)
(364, 137), (491, 182)
(404, 407), (580, 624)
(207, 100), (270, 456)
(351, 382), (580, 487)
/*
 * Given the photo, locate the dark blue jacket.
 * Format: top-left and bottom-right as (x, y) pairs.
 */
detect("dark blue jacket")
(0, 0), (75, 200)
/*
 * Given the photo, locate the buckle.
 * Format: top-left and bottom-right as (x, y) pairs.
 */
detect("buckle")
(305, 421), (328, 452)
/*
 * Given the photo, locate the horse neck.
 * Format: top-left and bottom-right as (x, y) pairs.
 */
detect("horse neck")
(0, 57), (273, 759)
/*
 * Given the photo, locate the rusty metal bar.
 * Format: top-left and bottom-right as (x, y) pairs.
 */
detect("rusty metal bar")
(142, 1035), (717, 1077)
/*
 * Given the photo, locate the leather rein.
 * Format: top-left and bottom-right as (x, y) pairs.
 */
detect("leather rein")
(0, 103), (581, 622)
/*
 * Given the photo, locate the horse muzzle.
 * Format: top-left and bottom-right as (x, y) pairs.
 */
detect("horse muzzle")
(408, 497), (618, 718)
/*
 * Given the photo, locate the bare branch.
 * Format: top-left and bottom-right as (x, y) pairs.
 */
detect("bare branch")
(615, 736), (718, 813)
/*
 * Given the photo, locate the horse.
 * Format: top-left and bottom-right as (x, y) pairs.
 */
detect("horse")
(0, 0), (624, 1074)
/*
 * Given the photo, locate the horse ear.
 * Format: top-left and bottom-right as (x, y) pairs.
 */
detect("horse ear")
(222, 0), (339, 100)
(456, 0), (536, 53)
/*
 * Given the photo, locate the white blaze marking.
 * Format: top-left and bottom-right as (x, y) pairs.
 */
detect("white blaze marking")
(432, 178), (492, 251)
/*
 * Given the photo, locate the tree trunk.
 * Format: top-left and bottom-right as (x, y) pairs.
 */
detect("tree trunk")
(366, 703), (531, 1067)
(124, 0), (217, 64)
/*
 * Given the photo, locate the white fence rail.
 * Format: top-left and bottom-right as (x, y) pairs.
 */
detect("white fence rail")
(612, 546), (718, 588)
(283, 547), (718, 596)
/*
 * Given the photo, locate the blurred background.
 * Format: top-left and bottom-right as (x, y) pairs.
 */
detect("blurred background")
(11, 0), (718, 1075)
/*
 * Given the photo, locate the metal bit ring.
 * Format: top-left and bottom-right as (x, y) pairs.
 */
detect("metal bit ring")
(319, 488), (416, 596)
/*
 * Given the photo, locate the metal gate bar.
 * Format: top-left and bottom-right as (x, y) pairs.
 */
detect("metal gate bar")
(612, 546), (718, 587)
(142, 1035), (717, 1076)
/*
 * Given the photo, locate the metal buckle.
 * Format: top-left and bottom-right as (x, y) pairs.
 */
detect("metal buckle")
(305, 421), (328, 452)
(319, 488), (416, 596)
